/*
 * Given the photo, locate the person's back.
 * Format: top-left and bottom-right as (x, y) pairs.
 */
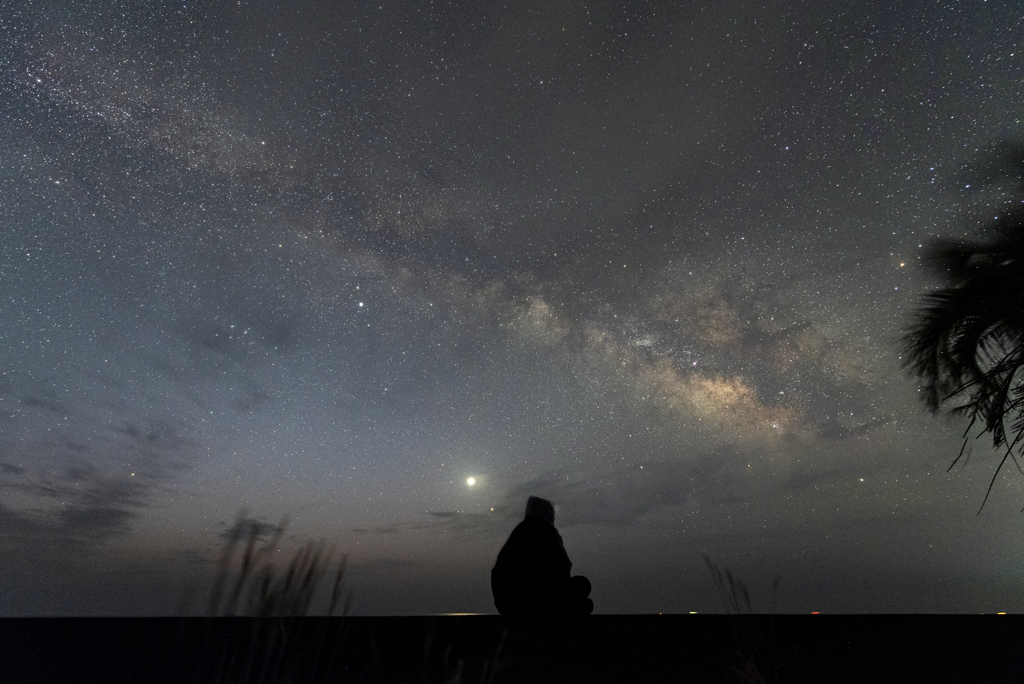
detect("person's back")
(491, 496), (592, 616)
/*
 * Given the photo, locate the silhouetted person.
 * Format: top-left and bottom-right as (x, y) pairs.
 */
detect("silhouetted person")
(491, 496), (593, 616)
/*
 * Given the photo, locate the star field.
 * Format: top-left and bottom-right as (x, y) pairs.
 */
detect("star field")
(1, 0), (1023, 615)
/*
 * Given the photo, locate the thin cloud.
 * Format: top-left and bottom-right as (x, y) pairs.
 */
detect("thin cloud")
(219, 516), (284, 543)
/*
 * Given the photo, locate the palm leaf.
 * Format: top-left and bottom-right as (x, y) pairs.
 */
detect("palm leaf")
(901, 151), (1024, 512)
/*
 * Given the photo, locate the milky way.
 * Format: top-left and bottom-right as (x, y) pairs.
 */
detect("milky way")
(2, 1), (1023, 615)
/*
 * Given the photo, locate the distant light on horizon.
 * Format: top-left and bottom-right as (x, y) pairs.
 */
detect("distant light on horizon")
(467, 477), (476, 486)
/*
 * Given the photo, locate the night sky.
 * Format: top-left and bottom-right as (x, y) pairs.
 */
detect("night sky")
(2, 0), (1023, 616)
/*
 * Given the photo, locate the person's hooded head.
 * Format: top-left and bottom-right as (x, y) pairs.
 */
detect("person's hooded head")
(524, 496), (555, 525)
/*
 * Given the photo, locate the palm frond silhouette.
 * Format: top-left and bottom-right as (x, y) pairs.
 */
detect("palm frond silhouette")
(902, 146), (1024, 513)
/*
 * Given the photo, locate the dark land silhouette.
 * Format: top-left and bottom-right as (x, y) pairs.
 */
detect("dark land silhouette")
(4, 615), (1023, 683)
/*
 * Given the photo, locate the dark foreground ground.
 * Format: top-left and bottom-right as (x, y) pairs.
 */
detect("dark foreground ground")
(1, 615), (1021, 683)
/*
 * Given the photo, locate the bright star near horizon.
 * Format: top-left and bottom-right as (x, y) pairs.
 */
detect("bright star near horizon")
(466, 477), (476, 486)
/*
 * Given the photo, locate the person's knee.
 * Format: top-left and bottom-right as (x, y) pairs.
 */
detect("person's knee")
(566, 576), (593, 615)
(569, 575), (591, 599)
(580, 597), (594, 615)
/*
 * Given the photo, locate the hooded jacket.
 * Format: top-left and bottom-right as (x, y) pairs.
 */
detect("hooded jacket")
(491, 502), (573, 616)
